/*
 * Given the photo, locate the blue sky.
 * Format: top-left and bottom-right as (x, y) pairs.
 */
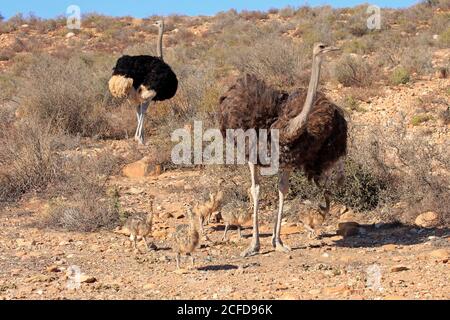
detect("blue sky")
(0, 0), (420, 19)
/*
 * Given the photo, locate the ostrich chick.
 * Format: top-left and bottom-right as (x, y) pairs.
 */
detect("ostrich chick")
(193, 190), (224, 236)
(123, 196), (156, 252)
(221, 199), (252, 241)
(300, 209), (326, 239)
(299, 199), (328, 239)
(172, 206), (200, 269)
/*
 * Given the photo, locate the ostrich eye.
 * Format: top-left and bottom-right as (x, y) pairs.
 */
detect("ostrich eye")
(319, 45), (325, 49)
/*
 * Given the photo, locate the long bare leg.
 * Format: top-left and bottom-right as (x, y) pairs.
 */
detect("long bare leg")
(241, 162), (260, 257)
(134, 104), (142, 142)
(137, 101), (150, 145)
(222, 222), (229, 241)
(272, 169), (291, 252)
(237, 225), (242, 239)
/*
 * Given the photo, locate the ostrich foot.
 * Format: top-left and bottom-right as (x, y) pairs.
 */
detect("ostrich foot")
(275, 243), (291, 253)
(241, 242), (260, 257)
(137, 136), (145, 145)
(271, 237), (291, 253)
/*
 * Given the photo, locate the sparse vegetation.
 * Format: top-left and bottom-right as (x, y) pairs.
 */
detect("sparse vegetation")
(333, 54), (373, 87)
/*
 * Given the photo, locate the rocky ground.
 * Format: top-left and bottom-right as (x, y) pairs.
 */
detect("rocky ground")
(0, 156), (448, 300)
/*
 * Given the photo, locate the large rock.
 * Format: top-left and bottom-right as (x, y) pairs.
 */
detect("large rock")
(415, 211), (440, 228)
(337, 222), (360, 237)
(122, 157), (162, 178)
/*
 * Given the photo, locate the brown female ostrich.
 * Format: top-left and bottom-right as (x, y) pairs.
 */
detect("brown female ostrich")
(218, 43), (347, 257)
(108, 20), (178, 145)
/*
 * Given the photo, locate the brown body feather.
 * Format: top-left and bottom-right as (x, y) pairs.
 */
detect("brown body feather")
(218, 73), (347, 179)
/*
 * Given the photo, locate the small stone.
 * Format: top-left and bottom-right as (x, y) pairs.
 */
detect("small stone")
(415, 211), (439, 228)
(143, 283), (156, 290)
(127, 187), (144, 195)
(160, 212), (173, 219)
(382, 244), (397, 251)
(79, 275), (97, 283)
(46, 265), (60, 273)
(390, 265), (410, 272)
(66, 32), (75, 38)
(173, 210), (185, 219)
(308, 288), (321, 295)
(174, 268), (189, 275)
(323, 286), (348, 295)
(122, 157), (161, 178)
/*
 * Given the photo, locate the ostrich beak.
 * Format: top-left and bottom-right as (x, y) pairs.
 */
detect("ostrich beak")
(324, 46), (340, 53)
(324, 46), (341, 52)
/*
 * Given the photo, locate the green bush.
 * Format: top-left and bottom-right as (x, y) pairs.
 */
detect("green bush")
(391, 67), (411, 85)
(343, 96), (365, 112)
(411, 114), (433, 126)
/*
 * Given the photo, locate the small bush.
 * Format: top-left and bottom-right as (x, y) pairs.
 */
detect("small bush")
(391, 67), (410, 85)
(342, 96), (365, 112)
(333, 55), (373, 87)
(411, 114), (433, 126)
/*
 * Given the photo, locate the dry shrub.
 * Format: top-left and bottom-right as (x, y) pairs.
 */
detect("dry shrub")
(20, 53), (121, 137)
(333, 54), (373, 87)
(230, 34), (310, 89)
(42, 152), (122, 231)
(240, 10), (269, 21)
(350, 115), (450, 224)
(279, 6), (296, 18)
(0, 120), (61, 203)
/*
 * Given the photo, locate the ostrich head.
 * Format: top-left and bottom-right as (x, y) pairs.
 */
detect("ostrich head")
(312, 42), (340, 58)
(153, 20), (164, 31)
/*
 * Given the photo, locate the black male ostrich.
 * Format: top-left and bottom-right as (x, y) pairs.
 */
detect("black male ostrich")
(108, 20), (178, 144)
(218, 43), (347, 257)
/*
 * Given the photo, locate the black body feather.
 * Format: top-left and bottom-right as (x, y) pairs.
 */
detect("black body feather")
(112, 55), (178, 101)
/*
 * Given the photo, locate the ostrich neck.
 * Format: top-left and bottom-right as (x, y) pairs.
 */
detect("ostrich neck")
(157, 26), (163, 60)
(285, 55), (322, 138)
